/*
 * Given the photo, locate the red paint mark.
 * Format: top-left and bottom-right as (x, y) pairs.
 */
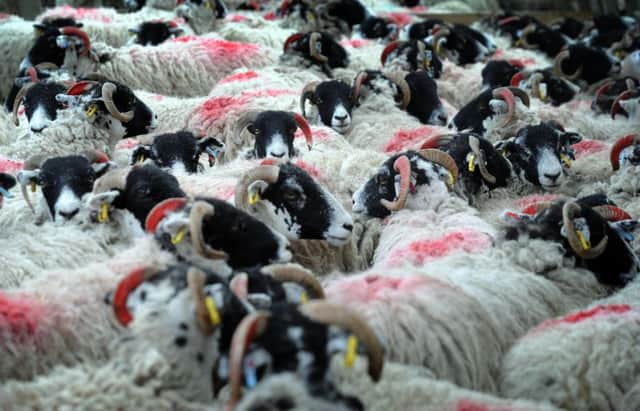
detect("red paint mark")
(263, 11), (277, 20)
(534, 304), (633, 333)
(169, 37), (259, 61)
(573, 139), (608, 158)
(0, 13), (11, 20)
(219, 70), (259, 84)
(327, 274), (433, 304)
(0, 156), (24, 174)
(455, 400), (513, 411)
(384, 12), (413, 28)
(226, 14), (248, 23)
(492, 49), (504, 59)
(515, 194), (560, 209)
(151, 94), (165, 101)
(40, 5), (113, 23)
(116, 138), (139, 150)
(385, 230), (492, 267)
(294, 159), (323, 181)
(294, 127), (330, 143)
(409, 5), (428, 12)
(385, 126), (446, 153)
(340, 39), (370, 48)
(0, 292), (47, 339)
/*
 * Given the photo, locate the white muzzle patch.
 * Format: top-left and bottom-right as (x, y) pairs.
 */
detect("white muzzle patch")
(537, 148), (565, 190)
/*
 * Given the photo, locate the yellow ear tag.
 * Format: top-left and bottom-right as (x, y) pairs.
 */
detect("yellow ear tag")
(344, 335), (358, 368)
(30, 182), (37, 193)
(561, 153), (572, 167)
(447, 172), (454, 189)
(300, 291), (308, 304)
(206, 0), (212, 9)
(576, 230), (591, 251)
(306, 11), (315, 22)
(205, 296), (221, 326)
(171, 227), (185, 245)
(249, 191), (261, 206)
(136, 155), (145, 165)
(86, 104), (97, 118)
(468, 154), (476, 172)
(98, 203), (109, 223)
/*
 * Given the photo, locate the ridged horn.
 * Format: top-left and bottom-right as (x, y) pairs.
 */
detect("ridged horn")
(262, 263), (325, 299)
(352, 71), (368, 104)
(385, 71), (411, 110)
(418, 148), (459, 189)
(102, 82), (134, 123)
(468, 135), (497, 184)
(189, 200), (227, 259)
(309, 32), (328, 63)
(12, 83), (35, 127)
(61, 26), (91, 57)
(233, 110), (261, 144)
(187, 266), (216, 335)
(553, 49), (582, 80)
(562, 201), (608, 259)
(300, 81), (319, 118)
(380, 155), (411, 212)
(592, 205), (632, 221)
(234, 165), (280, 211)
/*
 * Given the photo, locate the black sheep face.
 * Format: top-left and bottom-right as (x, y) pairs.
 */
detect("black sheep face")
(558, 45), (621, 85)
(250, 111), (298, 159)
(404, 71), (447, 125)
(357, 17), (397, 40)
(496, 124), (581, 191)
(481, 60), (521, 89)
(131, 132), (224, 173)
(0, 173), (17, 210)
(406, 19), (445, 40)
(352, 151), (452, 219)
(17, 155), (111, 222)
(19, 82), (68, 133)
(129, 21), (183, 46)
(286, 32), (349, 73)
(431, 25), (494, 65)
(308, 80), (354, 133)
(520, 70), (579, 107)
(550, 17), (585, 39)
(517, 24), (567, 58)
(382, 40), (443, 78)
(451, 87), (526, 135)
(113, 164), (186, 226)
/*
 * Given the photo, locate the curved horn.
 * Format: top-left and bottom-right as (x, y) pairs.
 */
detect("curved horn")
(226, 311), (271, 411)
(187, 266), (217, 335)
(19, 154), (46, 214)
(12, 83), (35, 126)
(510, 71), (527, 87)
(112, 267), (158, 326)
(283, 32), (304, 53)
(352, 71), (368, 104)
(145, 197), (188, 233)
(262, 263), (324, 299)
(101, 82), (134, 123)
(611, 89), (638, 119)
(553, 49), (582, 80)
(93, 168), (127, 194)
(529, 72), (546, 101)
(233, 110), (261, 144)
(380, 155), (411, 212)
(516, 23), (536, 49)
(61, 26), (91, 57)
(594, 80), (615, 104)
(189, 200), (227, 259)
(26, 66), (38, 83)
(309, 32), (328, 63)
(299, 301), (385, 382)
(562, 201), (608, 259)
(468, 135), (497, 184)
(292, 113), (313, 150)
(491, 87), (518, 128)
(300, 81), (319, 118)
(380, 41), (400, 66)
(385, 71), (411, 110)
(83, 149), (110, 164)
(431, 27), (450, 59)
(34, 62), (59, 71)
(610, 134), (640, 170)
(418, 148), (459, 189)
(234, 165), (280, 211)
(592, 205), (632, 221)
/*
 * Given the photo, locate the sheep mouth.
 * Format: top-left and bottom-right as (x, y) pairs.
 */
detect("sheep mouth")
(326, 234), (350, 246)
(541, 183), (561, 190)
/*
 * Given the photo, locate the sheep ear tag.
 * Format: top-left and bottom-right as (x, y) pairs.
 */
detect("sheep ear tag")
(247, 181), (268, 206)
(171, 228), (185, 245)
(86, 104), (97, 118)
(145, 197), (188, 233)
(467, 152), (476, 172)
(30, 181), (37, 193)
(205, 295), (221, 326)
(561, 218), (592, 251)
(97, 203), (110, 223)
(344, 335), (358, 368)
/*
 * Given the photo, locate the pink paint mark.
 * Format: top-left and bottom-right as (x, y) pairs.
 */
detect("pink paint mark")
(385, 230), (492, 268)
(534, 304), (633, 333)
(573, 139), (608, 158)
(115, 138), (139, 150)
(515, 194), (560, 209)
(0, 13), (12, 20)
(409, 5), (428, 12)
(0, 156), (24, 174)
(226, 14), (248, 23)
(455, 400), (514, 411)
(327, 274), (433, 304)
(294, 127), (330, 144)
(170, 37), (259, 62)
(340, 39), (370, 48)
(219, 70), (259, 84)
(385, 125), (447, 153)
(263, 11), (277, 20)
(294, 159), (323, 181)
(0, 292), (47, 339)
(151, 94), (165, 102)
(384, 12), (413, 28)
(493, 49), (504, 59)
(40, 5), (113, 23)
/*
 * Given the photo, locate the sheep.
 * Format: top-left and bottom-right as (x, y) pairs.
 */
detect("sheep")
(591, 77), (638, 115)
(610, 134), (640, 171)
(300, 79), (356, 134)
(512, 21), (568, 58)
(428, 24), (497, 66)
(380, 39), (443, 77)
(511, 68), (581, 107)
(481, 59), (526, 89)
(282, 31), (349, 77)
(175, 0), (228, 35)
(553, 44), (622, 89)
(128, 20), (185, 46)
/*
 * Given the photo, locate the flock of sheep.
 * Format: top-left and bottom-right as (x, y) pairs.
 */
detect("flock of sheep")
(1, 0), (640, 410)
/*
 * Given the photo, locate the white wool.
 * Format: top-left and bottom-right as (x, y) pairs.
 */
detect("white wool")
(218, 18), (294, 49)
(0, 19), (43, 101)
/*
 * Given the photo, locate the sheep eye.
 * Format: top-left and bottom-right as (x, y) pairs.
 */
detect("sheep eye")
(283, 191), (299, 202)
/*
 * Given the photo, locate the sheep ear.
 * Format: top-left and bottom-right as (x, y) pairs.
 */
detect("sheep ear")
(169, 27), (184, 35)
(131, 145), (154, 164)
(197, 137), (225, 156)
(89, 190), (120, 208)
(14, 76), (31, 87)
(17, 170), (40, 186)
(247, 181), (269, 205)
(92, 162), (113, 177)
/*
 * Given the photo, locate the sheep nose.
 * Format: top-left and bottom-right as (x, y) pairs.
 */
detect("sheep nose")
(269, 152), (285, 158)
(343, 223), (353, 231)
(334, 114), (348, 121)
(59, 209), (79, 220)
(544, 172), (561, 181)
(31, 125), (47, 133)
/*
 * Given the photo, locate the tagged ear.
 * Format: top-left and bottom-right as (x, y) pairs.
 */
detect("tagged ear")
(17, 170), (40, 186)
(131, 145), (154, 164)
(92, 161), (114, 178)
(247, 180), (269, 205)
(561, 132), (582, 145)
(89, 190), (120, 208)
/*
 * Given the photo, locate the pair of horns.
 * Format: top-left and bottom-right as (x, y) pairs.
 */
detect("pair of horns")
(283, 32), (327, 63)
(234, 111), (313, 151)
(611, 134), (640, 170)
(553, 49), (582, 81)
(226, 301), (384, 409)
(352, 71), (411, 110)
(60, 26), (91, 57)
(491, 86), (530, 128)
(12, 63), (60, 126)
(234, 165), (280, 211)
(610, 88), (640, 120)
(522, 200), (632, 222)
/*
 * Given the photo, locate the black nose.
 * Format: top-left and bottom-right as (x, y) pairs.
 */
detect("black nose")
(269, 152), (285, 158)
(30, 126), (47, 133)
(334, 114), (348, 121)
(544, 172), (561, 181)
(343, 223), (353, 231)
(59, 209), (79, 219)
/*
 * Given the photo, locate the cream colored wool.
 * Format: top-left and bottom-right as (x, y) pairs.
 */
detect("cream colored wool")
(218, 18), (295, 49)
(37, 5), (176, 25)
(500, 281), (640, 411)
(0, 18), (42, 101)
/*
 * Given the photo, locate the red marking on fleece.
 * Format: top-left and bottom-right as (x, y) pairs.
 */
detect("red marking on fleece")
(0, 292), (47, 339)
(116, 138), (139, 150)
(196, 89), (296, 123)
(169, 37), (259, 62)
(294, 160), (324, 181)
(384, 230), (492, 268)
(534, 305), (633, 333)
(409, 5), (428, 12)
(573, 139), (608, 158)
(326, 274), (433, 304)
(515, 194), (560, 209)
(492, 49), (504, 59)
(151, 94), (165, 101)
(219, 70), (259, 84)
(226, 14), (248, 23)
(263, 11), (277, 20)
(385, 126), (447, 153)
(40, 5), (113, 23)
(384, 12), (413, 27)
(340, 39), (371, 48)
(0, 13), (11, 20)
(455, 400), (513, 411)
(0, 156), (24, 174)
(294, 127), (330, 143)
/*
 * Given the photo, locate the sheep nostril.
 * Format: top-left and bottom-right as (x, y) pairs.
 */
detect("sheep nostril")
(59, 209), (79, 220)
(270, 152), (285, 158)
(544, 172), (561, 181)
(343, 223), (353, 231)
(334, 114), (348, 121)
